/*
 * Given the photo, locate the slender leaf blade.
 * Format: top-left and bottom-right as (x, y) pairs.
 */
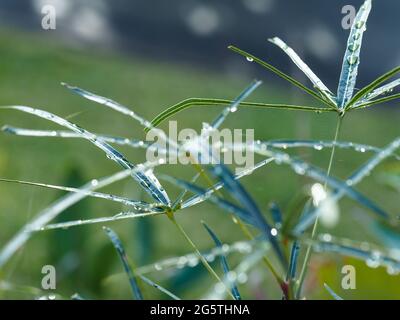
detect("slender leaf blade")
(337, 0), (372, 109)
(268, 37), (336, 106)
(103, 227), (143, 300)
(148, 98), (333, 130)
(324, 283), (344, 300)
(349, 67), (400, 107)
(202, 222), (241, 300)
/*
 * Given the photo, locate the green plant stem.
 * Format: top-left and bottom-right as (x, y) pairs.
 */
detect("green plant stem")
(295, 115), (343, 299)
(168, 214), (236, 300)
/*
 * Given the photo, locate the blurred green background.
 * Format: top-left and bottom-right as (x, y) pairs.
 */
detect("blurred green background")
(0, 15), (399, 299)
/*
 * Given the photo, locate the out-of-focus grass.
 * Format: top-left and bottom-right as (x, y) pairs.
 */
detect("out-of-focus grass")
(0, 29), (399, 299)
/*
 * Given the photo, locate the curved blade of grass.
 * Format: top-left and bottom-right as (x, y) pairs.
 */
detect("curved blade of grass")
(2, 106), (171, 206)
(346, 137), (400, 187)
(202, 222), (241, 300)
(0, 178), (162, 212)
(41, 210), (164, 231)
(360, 78), (400, 102)
(259, 140), (380, 153)
(228, 45), (336, 108)
(103, 227), (143, 300)
(0, 169), (131, 268)
(227, 140), (400, 161)
(337, 0), (372, 109)
(62, 83), (180, 153)
(350, 93), (400, 110)
(324, 283), (344, 300)
(139, 275), (181, 300)
(268, 37), (336, 106)
(300, 235), (400, 271)
(348, 66), (400, 107)
(1, 125), (160, 151)
(148, 98), (333, 130)
(62, 83), (153, 129)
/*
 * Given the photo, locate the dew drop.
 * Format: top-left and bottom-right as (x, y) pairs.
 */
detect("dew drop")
(386, 265), (400, 276)
(230, 105), (238, 113)
(188, 257), (199, 267)
(294, 163), (306, 175)
(154, 263), (163, 271)
(313, 144), (323, 151)
(246, 56), (254, 62)
(348, 43), (359, 52)
(347, 56), (358, 65)
(237, 272), (248, 284)
(270, 228), (278, 237)
(366, 258), (379, 269)
(355, 21), (365, 29)
(178, 256), (188, 268)
(206, 254), (215, 263)
(320, 233), (332, 242)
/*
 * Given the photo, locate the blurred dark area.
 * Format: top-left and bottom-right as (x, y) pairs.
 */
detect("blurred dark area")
(1, 0), (399, 89)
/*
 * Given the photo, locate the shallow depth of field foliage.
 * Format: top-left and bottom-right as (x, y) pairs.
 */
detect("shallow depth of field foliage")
(1, 0), (400, 300)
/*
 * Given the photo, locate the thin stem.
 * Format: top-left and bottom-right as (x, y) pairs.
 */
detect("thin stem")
(295, 115), (343, 299)
(168, 215), (236, 300)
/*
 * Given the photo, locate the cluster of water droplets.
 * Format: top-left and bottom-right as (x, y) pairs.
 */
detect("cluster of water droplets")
(136, 241), (255, 275)
(311, 233), (400, 275)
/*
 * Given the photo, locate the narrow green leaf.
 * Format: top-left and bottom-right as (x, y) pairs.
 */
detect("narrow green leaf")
(324, 283), (344, 300)
(268, 37), (336, 106)
(347, 66), (400, 107)
(148, 98), (334, 130)
(139, 275), (181, 300)
(103, 227), (143, 300)
(337, 0), (372, 109)
(350, 93), (400, 110)
(202, 222), (241, 300)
